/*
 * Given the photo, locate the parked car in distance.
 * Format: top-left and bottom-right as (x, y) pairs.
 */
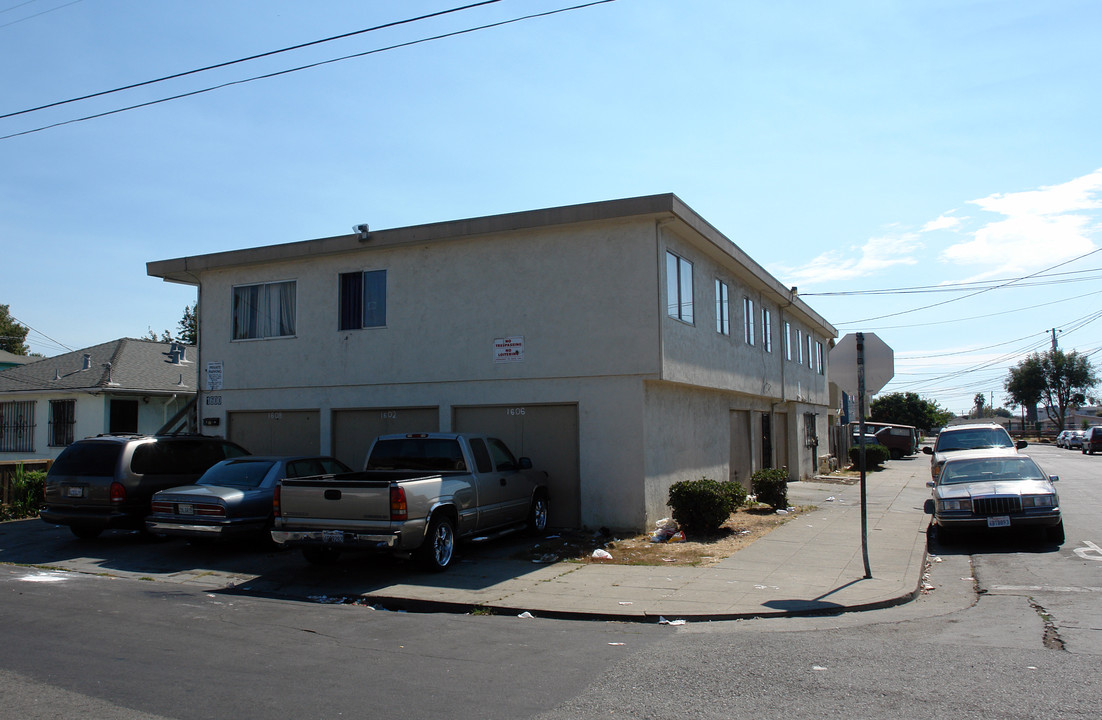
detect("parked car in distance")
(146, 455), (351, 541)
(922, 423), (1026, 481)
(1055, 430), (1071, 448)
(42, 434), (251, 540)
(924, 451), (1063, 544)
(1067, 430), (1086, 450)
(1082, 426), (1102, 455)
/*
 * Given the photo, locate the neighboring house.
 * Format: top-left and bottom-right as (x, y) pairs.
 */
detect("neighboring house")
(0, 339), (197, 462)
(147, 194), (837, 531)
(0, 349), (33, 371)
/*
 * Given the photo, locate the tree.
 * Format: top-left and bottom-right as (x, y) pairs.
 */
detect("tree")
(1005, 349), (1098, 430)
(0, 304), (30, 355)
(869, 392), (953, 432)
(973, 393), (986, 418)
(177, 303), (197, 345)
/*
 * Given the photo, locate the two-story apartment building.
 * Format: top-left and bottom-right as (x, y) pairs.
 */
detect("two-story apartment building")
(147, 194), (836, 531)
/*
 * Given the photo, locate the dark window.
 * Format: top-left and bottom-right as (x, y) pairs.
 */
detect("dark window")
(131, 439), (246, 476)
(50, 442), (122, 476)
(365, 438), (465, 471)
(109, 400), (139, 434)
(339, 270), (387, 330)
(486, 438), (518, 472)
(468, 439), (493, 474)
(49, 399), (76, 447)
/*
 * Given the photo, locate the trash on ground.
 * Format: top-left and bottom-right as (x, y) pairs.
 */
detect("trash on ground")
(666, 530), (685, 543)
(532, 553), (559, 564)
(591, 548), (613, 559)
(608, 642), (626, 646)
(658, 616), (687, 626)
(517, 611), (534, 619)
(619, 601), (633, 605)
(776, 509), (788, 515)
(825, 496), (836, 502)
(649, 517), (680, 543)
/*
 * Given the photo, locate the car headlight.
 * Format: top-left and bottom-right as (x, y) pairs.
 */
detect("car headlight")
(938, 499), (971, 512)
(1022, 495), (1056, 508)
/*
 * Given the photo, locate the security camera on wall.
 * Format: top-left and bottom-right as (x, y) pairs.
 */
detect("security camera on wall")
(354, 223), (370, 240)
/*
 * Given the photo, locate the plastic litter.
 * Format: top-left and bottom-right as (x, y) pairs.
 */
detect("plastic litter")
(608, 642), (626, 646)
(591, 549), (613, 559)
(517, 611), (534, 619)
(649, 517), (680, 543)
(658, 616), (687, 626)
(825, 496), (836, 502)
(666, 530), (685, 543)
(618, 601), (633, 605)
(775, 509), (788, 515)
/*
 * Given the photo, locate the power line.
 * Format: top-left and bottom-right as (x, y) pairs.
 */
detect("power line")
(1, 1), (618, 140)
(0, 0), (80, 30)
(836, 247), (1102, 325)
(802, 266), (1102, 297)
(1, 0), (504, 120)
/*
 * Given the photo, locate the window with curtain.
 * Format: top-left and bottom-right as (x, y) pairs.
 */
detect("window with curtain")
(339, 270), (387, 330)
(232, 281), (296, 340)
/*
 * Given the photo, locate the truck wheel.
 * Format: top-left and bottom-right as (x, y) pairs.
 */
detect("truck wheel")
(527, 493), (549, 535)
(418, 514), (456, 572)
(70, 524), (103, 540)
(303, 546), (341, 565)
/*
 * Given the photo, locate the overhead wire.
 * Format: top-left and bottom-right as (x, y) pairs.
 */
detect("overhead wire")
(1, 0), (617, 140)
(0, 0), (80, 30)
(0, 0), (505, 120)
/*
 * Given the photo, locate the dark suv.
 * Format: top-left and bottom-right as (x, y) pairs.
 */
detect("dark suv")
(41, 434), (250, 539)
(1082, 427), (1102, 455)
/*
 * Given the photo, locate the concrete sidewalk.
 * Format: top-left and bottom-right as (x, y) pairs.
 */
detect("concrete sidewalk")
(325, 456), (933, 621)
(2, 457), (933, 622)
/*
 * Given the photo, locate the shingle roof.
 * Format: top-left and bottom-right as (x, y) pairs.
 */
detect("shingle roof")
(0, 349), (33, 367)
(0, 338), (197, 395)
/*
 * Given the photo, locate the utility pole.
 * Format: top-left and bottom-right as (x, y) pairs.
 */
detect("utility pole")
(1051, 328), (1059, 351)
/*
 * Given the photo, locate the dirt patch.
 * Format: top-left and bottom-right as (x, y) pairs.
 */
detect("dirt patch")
(521, 505), (815, 567)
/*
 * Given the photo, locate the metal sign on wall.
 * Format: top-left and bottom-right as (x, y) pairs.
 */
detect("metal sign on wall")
(493, 336), (524, 363)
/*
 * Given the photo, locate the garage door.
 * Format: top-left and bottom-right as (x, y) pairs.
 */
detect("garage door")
(228, 410), (319, 456)
(729, 410), (753, 489)
(331, 406), (440, 470)
(453, 404), (579, 529)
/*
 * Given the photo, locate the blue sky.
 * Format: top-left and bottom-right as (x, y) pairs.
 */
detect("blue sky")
(3, 0), (1100, 415)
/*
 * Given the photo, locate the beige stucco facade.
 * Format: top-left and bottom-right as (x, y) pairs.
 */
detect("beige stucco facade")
(148, 194), (836, 531)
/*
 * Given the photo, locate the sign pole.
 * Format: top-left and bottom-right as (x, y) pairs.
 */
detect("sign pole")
(857, 332), (872, 579)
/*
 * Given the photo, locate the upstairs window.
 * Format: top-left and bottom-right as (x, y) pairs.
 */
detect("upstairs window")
(762, 307), (773, 353)
(233, 281), (296, 340)
(339, 270), (387, 330)
(796, 329), (804, 364)
(816, 341), (825, 375)
(744, 297), (756, 346)
(784, 321), (792, 360)
(666, 252), (693, 323)
(715, 280), (730, 335)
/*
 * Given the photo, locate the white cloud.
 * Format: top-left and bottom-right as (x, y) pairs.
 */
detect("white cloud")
(938, 168), (1102, 276)
(921, 213), (963, 232)
(776, 234), (921, 287)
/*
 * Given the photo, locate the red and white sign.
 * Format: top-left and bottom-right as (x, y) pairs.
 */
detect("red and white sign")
(494, 336), (524, 363)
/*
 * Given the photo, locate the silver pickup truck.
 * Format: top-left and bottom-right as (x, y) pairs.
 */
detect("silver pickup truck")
(271, 433), (550, 571)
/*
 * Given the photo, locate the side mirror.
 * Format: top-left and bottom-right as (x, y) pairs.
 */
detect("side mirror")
(1049, 474), (1059, 482)
(518, 457), (533, 470)
(922, 447), (933, 455)
(1016, 440), (1028, 449)
(922, 499), (935, 515)
(926, 481), (935, 488)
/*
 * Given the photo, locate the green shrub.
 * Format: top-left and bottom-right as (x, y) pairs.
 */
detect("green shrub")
(751, 467), (789, 510)
(3, 465), (45, 519)
(667, 476), (744, 534)
(848, 444), (889, 469)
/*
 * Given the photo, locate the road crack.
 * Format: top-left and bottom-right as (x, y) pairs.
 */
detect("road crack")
(1028, 598), (1066, 651)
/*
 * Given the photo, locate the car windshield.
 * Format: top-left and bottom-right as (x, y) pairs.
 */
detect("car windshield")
(936, 428), (1014, 452)
(939, 457), (1045, 485)
(198, 459), (277, 488)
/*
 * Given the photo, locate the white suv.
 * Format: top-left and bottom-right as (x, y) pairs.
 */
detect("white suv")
(922, 423), (1026, 481)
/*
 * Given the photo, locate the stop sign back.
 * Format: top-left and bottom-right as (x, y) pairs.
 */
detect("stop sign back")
(829, 332), (894, 395)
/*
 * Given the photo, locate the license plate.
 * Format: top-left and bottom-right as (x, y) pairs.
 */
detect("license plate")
(177, 503), (194, 515)
(987, 516), (1011, 528)
(322, 530), (345, 544)
(67, 486), (83, 498)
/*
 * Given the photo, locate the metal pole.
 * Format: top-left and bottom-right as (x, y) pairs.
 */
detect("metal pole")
(857, 332), (872, 579)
